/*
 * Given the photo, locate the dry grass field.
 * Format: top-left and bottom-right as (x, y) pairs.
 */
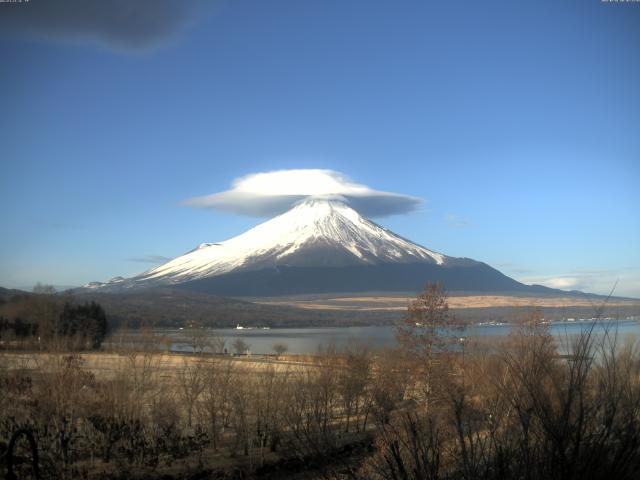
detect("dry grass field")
(253, 294), (640, 311)
(1, 350), (317, 378)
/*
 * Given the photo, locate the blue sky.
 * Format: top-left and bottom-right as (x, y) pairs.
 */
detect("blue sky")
(1, 0), (639, 296)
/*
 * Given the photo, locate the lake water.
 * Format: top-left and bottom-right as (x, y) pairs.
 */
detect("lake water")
(114, 319), (640, 355)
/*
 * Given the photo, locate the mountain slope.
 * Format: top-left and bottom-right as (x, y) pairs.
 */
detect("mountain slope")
(141, 198), (459, 279)
(87, 198), (550, 296)
(175, 263), (544, 297)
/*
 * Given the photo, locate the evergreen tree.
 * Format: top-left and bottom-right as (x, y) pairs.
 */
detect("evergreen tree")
(59, 301), (108, 349)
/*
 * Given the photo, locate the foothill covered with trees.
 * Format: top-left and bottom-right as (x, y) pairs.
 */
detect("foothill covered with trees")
(0, 284), (108, 351)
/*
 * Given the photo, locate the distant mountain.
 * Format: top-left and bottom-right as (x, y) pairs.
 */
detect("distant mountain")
(86, 198), (567, 297)
(75, 288), (386, 328)
(0, 286), (29, 303)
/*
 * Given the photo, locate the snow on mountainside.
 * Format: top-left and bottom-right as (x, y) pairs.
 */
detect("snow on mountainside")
(90, 198), (478, 290)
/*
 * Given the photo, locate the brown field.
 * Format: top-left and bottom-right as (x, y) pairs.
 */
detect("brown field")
(0, 350), (316, 378)
(253, 294), (640, 311)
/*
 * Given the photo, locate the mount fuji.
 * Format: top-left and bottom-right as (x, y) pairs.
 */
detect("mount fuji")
(87, 198), (556, 296)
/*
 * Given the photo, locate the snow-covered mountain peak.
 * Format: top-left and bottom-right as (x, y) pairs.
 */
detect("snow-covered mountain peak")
(88, 198), (459, 289)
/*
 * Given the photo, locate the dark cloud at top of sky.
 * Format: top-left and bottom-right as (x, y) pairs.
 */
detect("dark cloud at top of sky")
(0, 0), (205, 51)
(184, 169), (423, 218)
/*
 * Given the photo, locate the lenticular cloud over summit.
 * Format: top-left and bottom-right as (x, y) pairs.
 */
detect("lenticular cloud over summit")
(184, 169), (422, 217)
(89, 169), (558, 296)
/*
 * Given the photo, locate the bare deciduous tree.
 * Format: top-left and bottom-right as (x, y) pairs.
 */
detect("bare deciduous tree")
(396, 282), (462, 409)
(272, 342), (288, 358)
(177, 358), (205, 427)
(339, 341), (372, 433)
(232, 338), (250, 355)
(200, 358), (234, 450)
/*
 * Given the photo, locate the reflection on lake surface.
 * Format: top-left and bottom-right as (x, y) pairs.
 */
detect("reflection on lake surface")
(110, 320), (640, 355)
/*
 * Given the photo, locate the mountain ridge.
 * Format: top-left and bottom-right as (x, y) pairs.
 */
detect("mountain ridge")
(85, 198), (584, 297)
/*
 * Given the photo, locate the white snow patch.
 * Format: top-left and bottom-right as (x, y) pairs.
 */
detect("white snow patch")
(110, 198), (449, 286)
